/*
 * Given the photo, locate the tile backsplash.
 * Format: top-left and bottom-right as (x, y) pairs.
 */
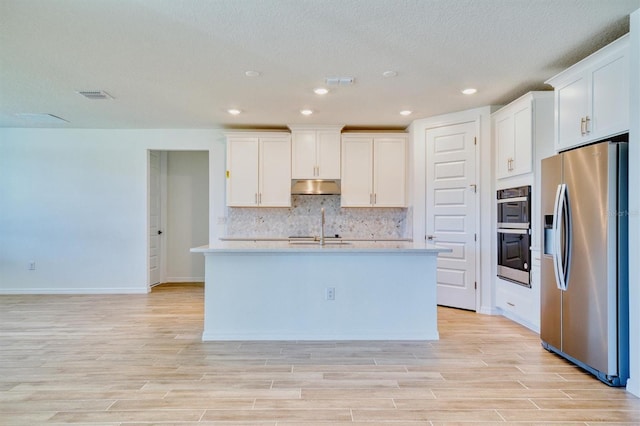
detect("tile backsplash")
(226, 195), (411, 239)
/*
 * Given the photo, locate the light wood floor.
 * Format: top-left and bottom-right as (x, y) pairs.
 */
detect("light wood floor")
(1, 283), (638, 425)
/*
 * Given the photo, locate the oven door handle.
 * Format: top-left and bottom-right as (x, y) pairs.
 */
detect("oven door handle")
(497, 228), (529, 234)
(497, 196), (529, 204)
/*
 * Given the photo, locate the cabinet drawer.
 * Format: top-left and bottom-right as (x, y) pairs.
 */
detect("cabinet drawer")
(496, 280), (539, 331)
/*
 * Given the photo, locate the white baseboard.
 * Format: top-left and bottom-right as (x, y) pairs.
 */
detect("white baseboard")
(497, 308), (540, 334)
(477, 305), (501, 315)
(0, 287), (149, 295)
(202, 330), (440, 341)
(165, 277), (204, 283)
(626, 378), (640, 397)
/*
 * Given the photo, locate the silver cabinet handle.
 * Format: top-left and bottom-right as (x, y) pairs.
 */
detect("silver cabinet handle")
(255, 193), (258, 204)
(585, 116), (591, 134)
(374, 193), (377, 204)
(581, 117), (586, 136)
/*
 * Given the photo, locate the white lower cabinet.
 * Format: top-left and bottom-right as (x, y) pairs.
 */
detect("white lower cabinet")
(496, 250), (541, 333)
(226, 132), (291, 207)
(341, 134), (407, 207)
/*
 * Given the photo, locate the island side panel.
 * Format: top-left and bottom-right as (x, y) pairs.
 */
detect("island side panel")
(202, 251), (438, 340)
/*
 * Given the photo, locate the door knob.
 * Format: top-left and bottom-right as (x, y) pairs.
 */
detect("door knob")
(157, 230), (163, 235)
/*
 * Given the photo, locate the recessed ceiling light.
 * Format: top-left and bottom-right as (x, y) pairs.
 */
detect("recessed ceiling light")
(245, 71), (261, 77)
(300, 109), (314, 116)
(399, 110), (412, 116)
(382, 71), (398, 78)
(227, 109), (242, 115)
(462, 88), (477, 95)
(313, 88), (329, 95)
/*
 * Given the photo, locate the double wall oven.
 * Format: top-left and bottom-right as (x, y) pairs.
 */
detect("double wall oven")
(497, 185), (531, 287)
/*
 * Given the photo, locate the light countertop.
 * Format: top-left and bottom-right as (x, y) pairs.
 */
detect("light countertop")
(191, 240), (451, 254)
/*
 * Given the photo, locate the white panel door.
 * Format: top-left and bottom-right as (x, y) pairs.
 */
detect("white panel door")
(259, 136), (291, 207)
(291, 130), (316, 178)
(374, 137), (406, 207)
(426, 122), (477, 310)
(316, 130), (341, 179)
(512, 102), (532, 175)
(148, 150), (162, 286)
(590, 53), (629, 140)
(494, 113), (514, 179)
(227, 137), (259, 206)
(341, 137), (374, 207)
(556, 74), (588, 151)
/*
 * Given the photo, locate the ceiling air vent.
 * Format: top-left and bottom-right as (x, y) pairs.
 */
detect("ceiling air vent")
(325, 77), (354, 86)
(77, 90), (114, 100)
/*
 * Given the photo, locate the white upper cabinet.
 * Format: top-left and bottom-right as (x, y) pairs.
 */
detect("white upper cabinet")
(493, 92), (553, 179)
(341, 136), (373, 207)
(289, 125), (343, 179)
(226, 132), (291, 207)
(341, 133), (407, 207)
(546, 34), (629, 152)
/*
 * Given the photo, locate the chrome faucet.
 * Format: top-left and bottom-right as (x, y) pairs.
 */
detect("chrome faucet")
(320, 207), (325, 246)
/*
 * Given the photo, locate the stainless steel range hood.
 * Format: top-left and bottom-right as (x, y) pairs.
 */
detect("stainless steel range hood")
(291, 179), (341, 195)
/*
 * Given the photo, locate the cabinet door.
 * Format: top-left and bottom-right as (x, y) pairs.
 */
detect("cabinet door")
(316, 130), (341, 179)
(341, 137), (373, 207)
(555, 73), (588, 151)
(590, 51), (629, 140)
(373, 137), (406, 207)
(494, 113), (514, 179)
(291, 130), (316, 178)
(259, 136), (291, 207)
(512, 103), (532, 176)
(227, 137), (259, 206)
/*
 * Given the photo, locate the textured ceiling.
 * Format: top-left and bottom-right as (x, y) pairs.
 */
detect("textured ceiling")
(1, 0), (639, 129)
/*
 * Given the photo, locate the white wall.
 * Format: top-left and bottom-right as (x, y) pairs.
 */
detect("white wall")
(0, 129), (225, 294)
(627, 7), (640, 398)
(408, 106), (497, 314)
(166, 151), (209, 282)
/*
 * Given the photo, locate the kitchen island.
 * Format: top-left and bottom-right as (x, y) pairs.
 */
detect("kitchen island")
(191, 241), (450, 341)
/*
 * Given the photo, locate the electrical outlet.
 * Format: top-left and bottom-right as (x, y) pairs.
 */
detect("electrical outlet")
(28, 261), (36, 271)
(326, 287), (335, 301)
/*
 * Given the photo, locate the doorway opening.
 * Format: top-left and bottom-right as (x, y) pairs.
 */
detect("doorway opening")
(148, 150), (209, 288)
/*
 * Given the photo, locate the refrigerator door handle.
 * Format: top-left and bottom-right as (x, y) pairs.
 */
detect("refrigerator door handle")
(551, 185), (563, 290)
(554, 183), (571, 291)
(561, 184), (572, 290)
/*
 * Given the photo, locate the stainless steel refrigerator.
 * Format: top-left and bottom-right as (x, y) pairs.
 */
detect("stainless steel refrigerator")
(540, 139), (629, 386)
